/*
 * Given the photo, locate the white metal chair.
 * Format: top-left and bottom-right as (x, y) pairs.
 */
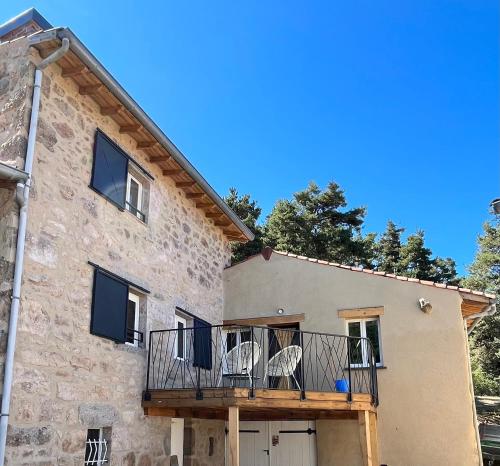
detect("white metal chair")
(264, 345), (303, 390)
(219, 341), (261, 386)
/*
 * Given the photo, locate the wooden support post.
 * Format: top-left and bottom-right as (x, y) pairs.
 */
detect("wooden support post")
(228, 406), (239, 466)
(369, 412), (380, 466)
(359, 410), (372, 466)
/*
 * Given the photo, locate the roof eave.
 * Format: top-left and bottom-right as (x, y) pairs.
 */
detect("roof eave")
(28, 28), (254, 242)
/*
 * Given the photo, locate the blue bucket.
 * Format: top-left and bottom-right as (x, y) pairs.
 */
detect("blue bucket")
(335, 379), (349, 393)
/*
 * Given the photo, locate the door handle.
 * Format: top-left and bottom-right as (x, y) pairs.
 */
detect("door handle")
(263, 449), (269, 455)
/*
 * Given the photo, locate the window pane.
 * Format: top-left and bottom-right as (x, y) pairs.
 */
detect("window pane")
(240, 330), (251, 342)
(126, 299), (136, 344)
(128, 177), (140, 209)
(347, 322), (363, 365)
(365, 320), (381, 364)
(91, 131), (128, 207)
(85, 429), (101, 463)
(177, 322), (185, 358)
(226, 333), (237, 352)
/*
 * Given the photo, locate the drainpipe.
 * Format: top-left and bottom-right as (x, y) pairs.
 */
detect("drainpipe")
(0, 37), (69, 465)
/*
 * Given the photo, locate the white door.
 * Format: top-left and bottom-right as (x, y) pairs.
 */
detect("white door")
(270, 421), (317, 466)
(239, 421), (270, 466)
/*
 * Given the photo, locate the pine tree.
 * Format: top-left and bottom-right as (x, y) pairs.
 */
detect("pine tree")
(462, 216), (500, 395)
(224, 188), (263, 263)
(377, 220), (404, 273)
(263, 182), (369, 265)
(399, 230), (434, 279)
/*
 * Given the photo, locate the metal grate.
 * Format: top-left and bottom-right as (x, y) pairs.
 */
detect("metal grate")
(84, 438), (108, 465)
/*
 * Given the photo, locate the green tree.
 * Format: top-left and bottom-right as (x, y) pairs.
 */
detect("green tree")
(399, 230), (434, 279)
(430, 257), (458, 285)
(462, 216), (500, 395)
(263, 182), (370, 265)
(224, 188), (263, 263)
(377, 220), (405, 273)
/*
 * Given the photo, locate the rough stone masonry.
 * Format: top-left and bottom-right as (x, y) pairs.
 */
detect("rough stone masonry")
(0, 35), (230, 465)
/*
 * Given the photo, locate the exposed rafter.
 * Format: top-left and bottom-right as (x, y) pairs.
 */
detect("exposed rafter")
(79, 84), (102, 95)
(176, 181), (196, 188)
(149, 155), (170, 163)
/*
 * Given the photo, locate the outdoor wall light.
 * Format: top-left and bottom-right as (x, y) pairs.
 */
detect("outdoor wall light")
(418, 298), (432, 314)
(277, 308), (284, 315)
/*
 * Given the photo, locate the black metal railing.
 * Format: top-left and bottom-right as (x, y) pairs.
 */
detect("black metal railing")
(144, 325), (378, 405)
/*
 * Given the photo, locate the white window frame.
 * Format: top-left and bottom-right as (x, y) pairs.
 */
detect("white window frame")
(84, 428), (108, 466)
(174, 314), (187, 361)
(125, 172), (144, 219)
(222, 328), (251, 374)
(345, 317), (383, 368)
(126, 292), (140, 347)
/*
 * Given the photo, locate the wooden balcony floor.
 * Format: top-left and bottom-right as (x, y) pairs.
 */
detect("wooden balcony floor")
(143, 388), (375, 420)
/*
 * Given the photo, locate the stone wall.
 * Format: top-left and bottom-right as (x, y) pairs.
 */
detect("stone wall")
(0, 38), (34, 398)
(2, 39), (232, 465)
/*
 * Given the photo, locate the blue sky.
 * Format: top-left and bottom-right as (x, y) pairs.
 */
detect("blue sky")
(4, 1), (498, 274)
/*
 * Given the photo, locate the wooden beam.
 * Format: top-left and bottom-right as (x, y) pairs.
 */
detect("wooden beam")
(223, 313), (305, 327)
(176, 181), (196, 188)
(214, 221), (231, 227)
(338, 307), (384, 319)
(137, 141), (158, 149)
(228, 406), (239, 466)
(163, 169), (183, 176)
(358, 410), (373, 466)
(196, 202), (213, 208)
(369, 412), (380, 466)
(149, 155), (170, 163)
(206, 212), (223, 218)
(119, 124), (141, 134)
(186, 193), (204, 199)
(61, 65), (88, 78)
(79, 84), (103, 95)
(223, 229), (239, 236)
(100, 105), (122, 116)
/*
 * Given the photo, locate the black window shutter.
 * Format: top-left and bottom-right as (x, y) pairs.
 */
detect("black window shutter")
(193, 318), (212, 370)
(90, 269), (129, 343)
(90, 130), (128, 208)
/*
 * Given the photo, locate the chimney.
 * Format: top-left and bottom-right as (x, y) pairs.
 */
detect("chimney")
(0, 8), (52, 43)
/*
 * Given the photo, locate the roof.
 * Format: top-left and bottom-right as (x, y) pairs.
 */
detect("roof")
(228, 248), (496, 322)
(0, 8), (52, 38)
(476, 397), (500, 425)
(0, 9), (253, 243)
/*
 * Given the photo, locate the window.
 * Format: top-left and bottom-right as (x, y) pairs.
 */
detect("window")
(84, 428), (109, 465)
(90, 129), (150, 222)
(346, 318), (382, 367)
(90, 265), (146, 346)
(125, 170), (146, 222)
(174, 314), (187, 360)
(225, 328), (251, 353)
(126, 292), (140, 346)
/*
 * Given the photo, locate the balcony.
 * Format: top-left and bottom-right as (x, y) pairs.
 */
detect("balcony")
(142, 324), (378, 420)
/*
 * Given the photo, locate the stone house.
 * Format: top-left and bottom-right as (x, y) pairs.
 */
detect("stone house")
(0, 8), (253, 466)
(0, 8), (496, 466)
